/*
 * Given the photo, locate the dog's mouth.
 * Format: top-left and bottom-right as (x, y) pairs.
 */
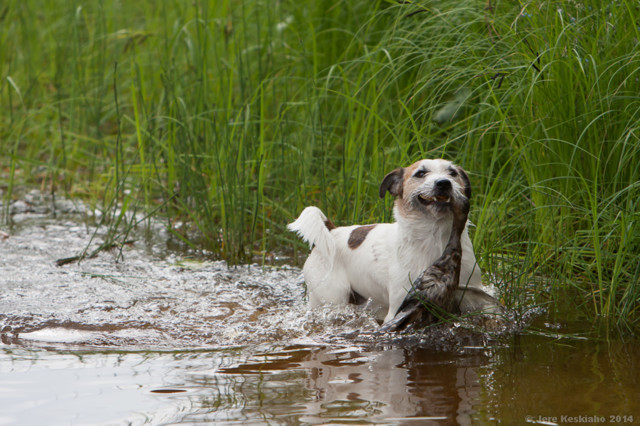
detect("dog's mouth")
(418, 193), (451, 205)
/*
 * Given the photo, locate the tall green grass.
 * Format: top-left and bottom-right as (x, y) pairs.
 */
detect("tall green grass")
(1, 0), (638, 329)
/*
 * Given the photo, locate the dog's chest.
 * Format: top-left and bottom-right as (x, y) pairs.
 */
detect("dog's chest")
(396, 224), (450, 276)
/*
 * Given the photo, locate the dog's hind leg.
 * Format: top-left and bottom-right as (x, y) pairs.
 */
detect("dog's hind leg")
(303, 250), (351, 307)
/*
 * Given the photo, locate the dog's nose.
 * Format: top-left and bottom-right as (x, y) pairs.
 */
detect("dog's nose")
(435, 179), (452, 191)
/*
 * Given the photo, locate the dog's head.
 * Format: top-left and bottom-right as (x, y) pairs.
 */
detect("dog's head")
(379, 159), (471, 219)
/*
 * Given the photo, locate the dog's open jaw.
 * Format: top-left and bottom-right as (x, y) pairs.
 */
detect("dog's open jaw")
(412, 183), (458, 215)
(416, 192), (453, 215)
(418, 193), (451, 205)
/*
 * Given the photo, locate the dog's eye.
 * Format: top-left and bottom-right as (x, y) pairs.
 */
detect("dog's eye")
(414, 170), (427, 178)
(449, 169), (459, 177)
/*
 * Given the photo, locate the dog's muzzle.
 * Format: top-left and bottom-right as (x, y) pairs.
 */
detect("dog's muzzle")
(417, 179), (453, 206)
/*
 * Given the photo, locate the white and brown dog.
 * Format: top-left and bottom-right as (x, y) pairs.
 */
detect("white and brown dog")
(288, 158), (483, 324)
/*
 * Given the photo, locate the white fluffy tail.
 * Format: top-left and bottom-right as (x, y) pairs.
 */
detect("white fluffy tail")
(287, 206), (336, 263)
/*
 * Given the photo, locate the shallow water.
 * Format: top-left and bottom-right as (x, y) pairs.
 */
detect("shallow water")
(1, 192), (639, 424)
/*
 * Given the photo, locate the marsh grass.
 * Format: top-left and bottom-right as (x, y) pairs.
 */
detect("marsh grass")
(1, 0), (639, 329)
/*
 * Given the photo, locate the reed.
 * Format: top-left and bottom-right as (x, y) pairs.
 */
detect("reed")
(1, 0), (638, 329)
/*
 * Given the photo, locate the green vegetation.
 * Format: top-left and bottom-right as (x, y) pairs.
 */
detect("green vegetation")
(1, 0), (639, 329)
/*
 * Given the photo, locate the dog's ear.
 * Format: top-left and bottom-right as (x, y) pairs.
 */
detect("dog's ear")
(379, 168), (404, 198)
(457, 166), (472, 200)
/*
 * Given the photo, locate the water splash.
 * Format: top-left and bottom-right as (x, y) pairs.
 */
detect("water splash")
(0, 191), (509, 351)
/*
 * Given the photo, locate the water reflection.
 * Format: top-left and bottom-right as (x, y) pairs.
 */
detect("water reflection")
(0, 343), (494, 425)
(278, 345), (489, 424)
(3, 332), (640, 424)
(477, 334), (640, 424)
(162, 344), (493, 424)
(0, 348), (192, 425)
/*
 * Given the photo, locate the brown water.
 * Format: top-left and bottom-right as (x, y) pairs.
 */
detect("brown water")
(1, 191), (639, 425)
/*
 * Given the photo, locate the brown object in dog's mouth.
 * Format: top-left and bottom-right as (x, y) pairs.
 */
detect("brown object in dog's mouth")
(418, 194), (451, 204)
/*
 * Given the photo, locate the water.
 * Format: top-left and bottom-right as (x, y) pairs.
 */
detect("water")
(1, 191), (639, 425)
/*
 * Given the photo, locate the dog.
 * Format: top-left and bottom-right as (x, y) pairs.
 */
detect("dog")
(380, 182), (470, 332)
(288, 158), (483, 324)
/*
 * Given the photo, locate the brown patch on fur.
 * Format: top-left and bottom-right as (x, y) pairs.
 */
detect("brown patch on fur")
(393, 161), (424, 219)
(324, 219), (336, 231)
(402, 161), (422, 183)
(348, 224), (377, 249)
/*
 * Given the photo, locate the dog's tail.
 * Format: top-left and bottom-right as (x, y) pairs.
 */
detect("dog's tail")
(287, 206), (336, 263)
